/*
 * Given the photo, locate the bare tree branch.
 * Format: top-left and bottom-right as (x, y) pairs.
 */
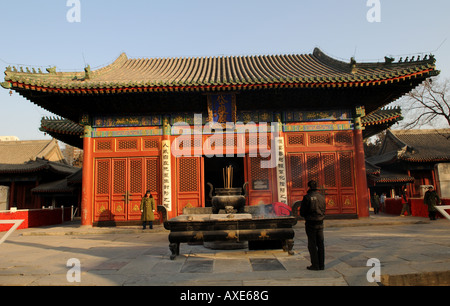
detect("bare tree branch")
(396, 77), (450, 131)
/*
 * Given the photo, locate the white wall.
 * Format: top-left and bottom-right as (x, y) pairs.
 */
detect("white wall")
(436, 163), (450, 198)
(0, 186), (9, 211)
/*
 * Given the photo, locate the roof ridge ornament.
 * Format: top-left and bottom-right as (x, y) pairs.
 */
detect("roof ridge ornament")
(384, 56), (395, 64)
(84, 65), (92, 80)
(46, 67), (57, 74)
(350, 57), (357, 74)
(1, 81), (11, 89)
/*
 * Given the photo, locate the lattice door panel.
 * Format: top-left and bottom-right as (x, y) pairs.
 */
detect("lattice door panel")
(178, 157), (199, 192)
(338, 152), (356, 214)
(306, 154), (320, 185)
(113, 159), (127, 194)
(287, 153), (306, 206)
(94, 159), (111, 221)
(322, 153), (339, 214)
(128, 158), (145, 221)
(129, 159), (143, 194)
(247, 156), (274, 206)
(322, 153), (337, 188)
(289, 154), (304, 189)
(338, 152), (354, 188)
(111, 159), (127, 221)
(177, 157), (202, 215)
(145, 158), (160, 195)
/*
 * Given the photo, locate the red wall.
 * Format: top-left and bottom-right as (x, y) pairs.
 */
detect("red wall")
(0, 208), (72, 232)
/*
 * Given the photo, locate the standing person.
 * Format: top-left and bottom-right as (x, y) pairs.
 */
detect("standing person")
(424, 186), (441, 220)
(371, 192), (380, 214)
(400, 187), (411, 217)
(380, 193), (386, 212)
(141, 190), (156, 229)
(300, 180), (326, 271)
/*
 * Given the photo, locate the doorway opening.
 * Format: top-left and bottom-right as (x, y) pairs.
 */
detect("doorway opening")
(204, 156), (245, 207)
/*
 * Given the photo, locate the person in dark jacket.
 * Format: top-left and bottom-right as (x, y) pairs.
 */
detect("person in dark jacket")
(371, 192), (380, 214)
(424, 186), (441, 220)
(300, 180), (326, 271)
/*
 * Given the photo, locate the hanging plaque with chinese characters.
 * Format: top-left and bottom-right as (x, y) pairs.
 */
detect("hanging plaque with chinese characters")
(161, 140), (172, 211)
(276, 137), (288, 204)
(207, 94), (236, 127)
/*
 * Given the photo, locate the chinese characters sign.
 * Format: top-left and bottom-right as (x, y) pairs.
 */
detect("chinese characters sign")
(162, 140), (172, 211)
(207, 94), (236, 126)
(276, 136), (288, 204)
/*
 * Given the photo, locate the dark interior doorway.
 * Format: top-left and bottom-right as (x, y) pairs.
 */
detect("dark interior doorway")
(204, 156), (245, 207)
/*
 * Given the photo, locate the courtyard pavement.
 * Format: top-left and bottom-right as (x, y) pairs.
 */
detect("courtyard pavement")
(1, 213), (449, 287)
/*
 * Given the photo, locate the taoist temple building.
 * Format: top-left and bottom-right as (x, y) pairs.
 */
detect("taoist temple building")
(2, 48), (438, 226)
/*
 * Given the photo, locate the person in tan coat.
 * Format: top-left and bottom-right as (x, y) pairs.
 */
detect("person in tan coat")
(141, 190), (156, 229)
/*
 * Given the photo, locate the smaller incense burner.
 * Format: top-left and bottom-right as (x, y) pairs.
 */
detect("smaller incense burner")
(207, 182), (248, 214)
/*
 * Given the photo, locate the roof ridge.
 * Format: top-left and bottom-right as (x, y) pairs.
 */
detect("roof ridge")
(392, 128), (450, 134)
(91, 52), (129, 77)
(312, 48), (351, 72)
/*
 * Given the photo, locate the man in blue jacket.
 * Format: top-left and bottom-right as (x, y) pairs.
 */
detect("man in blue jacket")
(300, 180), (326, 271)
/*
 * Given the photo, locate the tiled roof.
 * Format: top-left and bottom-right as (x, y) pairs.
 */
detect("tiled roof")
(362, 106), (403, 139)
(0, 158), (78, 175)
(31, 178), (75, 194)
(368, 129), (450, 164)
(40, 117), (83, 135)
(362, 106), (402, 127)
(365, 161), (381, 176)
(0, 139), (65, 164)
(32, 168), (82, 194)
(66, 168), (82, 184)
(39, 117), (84, 149)
(2, 48), (438, 94)
(368, 169), (415, 184)
(392, 129), (450, 162)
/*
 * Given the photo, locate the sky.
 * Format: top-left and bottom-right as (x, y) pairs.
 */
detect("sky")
(1, 0), (450, 141)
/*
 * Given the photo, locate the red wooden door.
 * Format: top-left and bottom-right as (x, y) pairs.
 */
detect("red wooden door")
(246, 156), (275, 206)
(94, 157), (161, 222)
(287, 152), (357, 215)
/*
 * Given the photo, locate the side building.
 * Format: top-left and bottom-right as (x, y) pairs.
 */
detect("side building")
(0, 139), (78, 210)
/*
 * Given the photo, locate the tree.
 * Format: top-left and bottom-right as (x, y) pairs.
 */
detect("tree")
(398, 77), (450, 130)
(364, 131), (386, 158)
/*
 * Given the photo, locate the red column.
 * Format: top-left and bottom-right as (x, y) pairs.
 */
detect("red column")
(354, 117), (370, 218)
(81, 126), (94, 226)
